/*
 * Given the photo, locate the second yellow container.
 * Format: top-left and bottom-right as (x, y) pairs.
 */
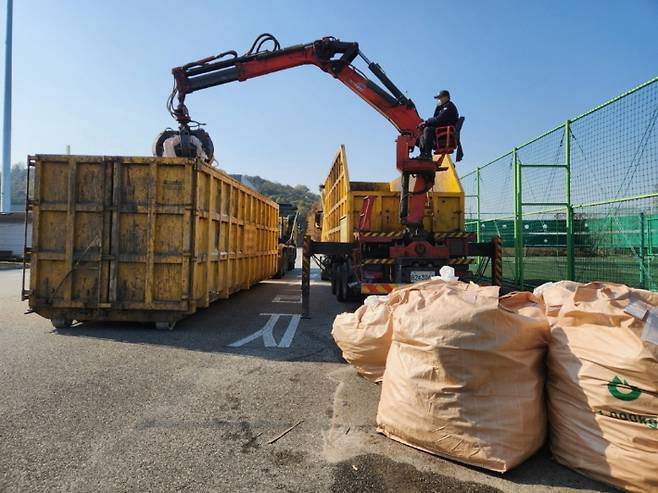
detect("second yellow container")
(320, 145), (465, 242)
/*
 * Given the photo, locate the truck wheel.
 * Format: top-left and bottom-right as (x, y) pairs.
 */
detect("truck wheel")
(51, 319), (72, 329)
(331, 264), (337, 295)
(274, 253), (286, 278)
(287, 247), (296, 270)
(155, 321), (176, 331)
(337, 265), (348, 302)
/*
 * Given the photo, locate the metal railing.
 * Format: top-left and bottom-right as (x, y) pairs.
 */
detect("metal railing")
(461, 76), (658, 290)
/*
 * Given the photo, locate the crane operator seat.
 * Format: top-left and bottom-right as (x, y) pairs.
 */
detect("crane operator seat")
(434, 116), (465, 162)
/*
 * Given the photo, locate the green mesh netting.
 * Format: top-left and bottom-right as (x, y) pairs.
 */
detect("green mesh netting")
(463, 77), (658, 290)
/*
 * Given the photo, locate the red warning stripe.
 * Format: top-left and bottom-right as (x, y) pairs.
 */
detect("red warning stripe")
(447, 258), (477, 265)
(355, 230), (405, 239)
(435, 232), (476, 240)
(362, 258), (396, 265)
(360, 283), (401, 294)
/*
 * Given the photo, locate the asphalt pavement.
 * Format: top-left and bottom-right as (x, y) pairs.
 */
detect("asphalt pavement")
(0, 255), (615, 493)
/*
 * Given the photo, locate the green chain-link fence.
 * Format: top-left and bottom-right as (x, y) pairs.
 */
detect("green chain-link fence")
(462, 76), (658, 290)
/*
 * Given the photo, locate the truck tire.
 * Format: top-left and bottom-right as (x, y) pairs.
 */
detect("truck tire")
(337, 264), (349, 302)
(51, 318), (72, 329)
(274, 251), (286, 278)
(335, 265), (344, 301)
(331, 263), (337, 295)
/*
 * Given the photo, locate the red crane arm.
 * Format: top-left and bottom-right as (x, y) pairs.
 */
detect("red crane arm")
(168, 35), (440, 228)
(171, 37), (423, 135)
(324, 59), (424, 133)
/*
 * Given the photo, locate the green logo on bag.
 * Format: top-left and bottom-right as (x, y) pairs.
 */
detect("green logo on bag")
(608, 376), (641, 402)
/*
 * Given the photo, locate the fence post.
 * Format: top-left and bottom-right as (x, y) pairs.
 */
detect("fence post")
(475, 167), (481, 242)
(513, 147), (523, 289)
(640, 212), (646, 289)
(565, 119), (575, 281)
(301, 235), (311, 318)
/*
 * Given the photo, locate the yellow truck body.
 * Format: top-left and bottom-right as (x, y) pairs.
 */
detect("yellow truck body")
(24, 155), (278, 328)
(320, 145), (465, 241)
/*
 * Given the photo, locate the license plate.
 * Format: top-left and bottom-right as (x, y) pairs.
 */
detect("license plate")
(410, 271), (433, 283)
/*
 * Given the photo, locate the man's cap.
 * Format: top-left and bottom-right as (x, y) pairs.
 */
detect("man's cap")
(434, 90), (450, 99)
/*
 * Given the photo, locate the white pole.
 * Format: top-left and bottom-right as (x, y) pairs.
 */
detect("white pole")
(1, 0), (12, 212)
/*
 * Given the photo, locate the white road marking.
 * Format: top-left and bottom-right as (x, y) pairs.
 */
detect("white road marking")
(228, 313), (301, 349)
(272, 294), (302, 304)
(276, 314), (302, 348)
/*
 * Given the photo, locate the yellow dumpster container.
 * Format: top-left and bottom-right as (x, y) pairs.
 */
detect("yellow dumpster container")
(23, 155), (278, 329)
(320, 145), (464, 242)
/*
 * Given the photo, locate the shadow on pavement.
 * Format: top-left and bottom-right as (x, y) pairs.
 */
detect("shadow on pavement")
(54, 268), (360, 364)
(502, 446), (616, 492)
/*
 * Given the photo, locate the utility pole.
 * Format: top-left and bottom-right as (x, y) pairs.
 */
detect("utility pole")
(1, 0), (12, 212)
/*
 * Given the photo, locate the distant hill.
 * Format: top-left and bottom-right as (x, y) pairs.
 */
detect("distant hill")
(242, 175), (320, 238)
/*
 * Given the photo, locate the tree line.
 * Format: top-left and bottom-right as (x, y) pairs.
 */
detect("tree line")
(0, 163), (28, 210)
(242, 175), (320, 238)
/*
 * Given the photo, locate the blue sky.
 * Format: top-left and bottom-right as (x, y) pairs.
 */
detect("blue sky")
(5, 0), (657, 189)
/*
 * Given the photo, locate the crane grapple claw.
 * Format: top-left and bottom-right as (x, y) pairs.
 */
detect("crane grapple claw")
(153, 128), (215, 163)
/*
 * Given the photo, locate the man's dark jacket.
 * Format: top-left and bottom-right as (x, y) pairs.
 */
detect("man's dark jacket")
(425, 100), (459, 127)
